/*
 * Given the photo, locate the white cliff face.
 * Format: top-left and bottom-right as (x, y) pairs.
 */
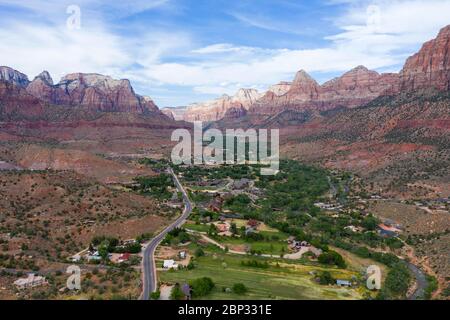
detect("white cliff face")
(34, 71), (53, 85)
(0, 66), (30, 87)
(232, 88), (262, 109)
(59, 73), (132, 92)
(182, 88), (263, 122)
(268, 82), (291, 96)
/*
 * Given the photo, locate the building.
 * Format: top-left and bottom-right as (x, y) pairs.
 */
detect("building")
(117, 253), (130, 263)
(14, 274), (47, 290)
(179, 251), (187, 259)
(86, 250), (102, 261)
(336, 279), (352, 287)
(378, 224), (401, 238)
(247, 219), (259, 229)
(163, 260), (178, 270)
(215, 222), (230, 233)
(69, 254), (81, 262)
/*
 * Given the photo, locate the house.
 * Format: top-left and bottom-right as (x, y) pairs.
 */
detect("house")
(208, 204), (221, 213)
(378, 224), (401, 238)
(163, 260), (178, 270)
(336, 279), (352, 287)
(215, 223), (229, 233)
(345, 225), (362, 233)
(245, 227), (256, 235)
(14, 274), (47, 290)
(247, 219), (260, 229)
(117, 253), (131, 263)
(70, 254), (81, 262)
(179, 251), (187, 259)
(207, 195), (224, 213)
(86, 250), (102, 261)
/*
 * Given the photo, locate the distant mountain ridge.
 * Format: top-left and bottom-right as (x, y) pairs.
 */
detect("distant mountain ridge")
(0, 67), (164, 120)
(175, 25), (450, 123)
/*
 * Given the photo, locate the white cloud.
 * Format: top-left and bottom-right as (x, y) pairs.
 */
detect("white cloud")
(1, 0), (450, 106)
(0, 22), (132, 80)
(136, 0), (450, 95)
(0, 0), (170, 20)
(191, 43), (255, 54)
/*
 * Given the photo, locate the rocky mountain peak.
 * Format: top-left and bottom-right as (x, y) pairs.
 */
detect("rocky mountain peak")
(0, 66), (30, 87)
(268, 82), (292, 96)
(34, 71), (53, 85)
(59, 73), (132, 92)
(400, 24), (450, 91)
(232, 88), (262, 108)
(292, 69), (317, 86)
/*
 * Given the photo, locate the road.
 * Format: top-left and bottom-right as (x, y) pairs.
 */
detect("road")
(141, 167), (192, 300)
(406, 262), (427, 300)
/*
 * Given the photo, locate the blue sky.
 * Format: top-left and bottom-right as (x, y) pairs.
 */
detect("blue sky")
(1, 0), (450, 107)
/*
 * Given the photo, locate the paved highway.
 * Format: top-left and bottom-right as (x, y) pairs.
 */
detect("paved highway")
(141, 167), (192, 300)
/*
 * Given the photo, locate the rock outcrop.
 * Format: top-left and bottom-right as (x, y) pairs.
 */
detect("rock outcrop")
(182, 88), (262, 122)
(26, 72), (159, 114)
(268, 81), (291, 96)
(0, 80), (44, 120)
(0, 66), (30, 88)
(400, 25), (450, 91)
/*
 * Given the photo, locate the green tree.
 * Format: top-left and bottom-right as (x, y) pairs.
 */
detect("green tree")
(318, 271), (334, 285)
(150, 291), (161, 300)
(195, 248), (205, 257)
(318, 251), (346, 268)
(190, 277), (215, 297)
(171, 284), (185, 300)
(232, 283), (248, 295)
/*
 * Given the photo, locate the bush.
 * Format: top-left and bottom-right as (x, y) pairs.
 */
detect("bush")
(232, 283), (248, 295)
(318, 271), (335, 285)
(423, 275), (438, 300)
(195, 248), (205, 257)
(318, 251), (346, 268)
(190, 277), (215, 297)
(171, 284), (185, 300)
(150, 291), (161, 300)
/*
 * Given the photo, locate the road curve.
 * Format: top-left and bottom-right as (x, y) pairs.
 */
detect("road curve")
(406, 262), (427, 300)
(141, 167), (192, 300)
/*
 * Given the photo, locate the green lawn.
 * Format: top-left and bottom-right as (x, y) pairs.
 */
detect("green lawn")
(158, 251), (367, 300)
(184, 223), (210, 233)
(213, 235), (287, 255)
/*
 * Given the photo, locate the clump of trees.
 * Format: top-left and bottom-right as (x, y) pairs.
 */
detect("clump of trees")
(134, 174), (174, 200)
(317, 271), (335, 285)
(232, 283), (248, 295)
(318, 251), (346, 268)
(190, 277), (215, 297)
(241, 260), (269, 269)
(377, 262), (411, 300)
(162, 228), (190, 246)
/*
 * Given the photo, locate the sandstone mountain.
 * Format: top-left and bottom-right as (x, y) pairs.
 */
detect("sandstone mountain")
(183, 25), (450, 124)
(0, 66), (30, 87)
(25, 71), (159, 114)
(178, 88), (262, 122)
(400, 25), (450, 91)
(161, 106), (188, 121)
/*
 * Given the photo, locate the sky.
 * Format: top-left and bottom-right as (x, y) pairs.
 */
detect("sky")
(1, 0), (450, 107)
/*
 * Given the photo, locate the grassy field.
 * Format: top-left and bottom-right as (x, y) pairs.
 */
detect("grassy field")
(184, 222), (210, 233)
(215, 236), (288, 255)
(158, 251), (368, 300)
